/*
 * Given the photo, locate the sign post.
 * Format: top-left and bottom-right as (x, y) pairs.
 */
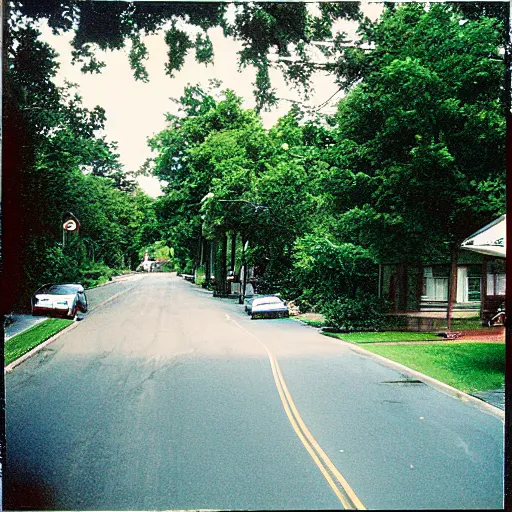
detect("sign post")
(62, 212), (80, 248)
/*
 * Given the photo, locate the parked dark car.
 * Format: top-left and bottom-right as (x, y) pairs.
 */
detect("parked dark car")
(31, 284), (88, 319)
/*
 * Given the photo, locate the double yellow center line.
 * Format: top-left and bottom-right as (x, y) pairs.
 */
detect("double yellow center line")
(230, 317), (366, 510)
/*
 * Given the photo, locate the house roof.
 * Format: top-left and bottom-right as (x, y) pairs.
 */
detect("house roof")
(461, 214), (506, 258)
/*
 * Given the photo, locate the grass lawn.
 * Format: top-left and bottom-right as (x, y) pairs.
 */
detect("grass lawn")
(362, 343), (505, 393)
(325, 331), (440, 343)
(5, 318), (73, 366)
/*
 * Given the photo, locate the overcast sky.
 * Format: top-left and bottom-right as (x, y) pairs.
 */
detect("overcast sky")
(39, 4), (382, 197)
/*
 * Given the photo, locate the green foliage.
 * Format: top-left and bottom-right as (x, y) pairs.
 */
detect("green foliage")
(321, 292), (389, 332)
(195, 33), (214, 64)
(3, 18), (160, 308)
(6, 2), (505, 320)
(164, 26), (194, 77)
(195, 265), (206, 285)
(292, 234), (376, 305)
(26, 245), (82, 291)
(80, 264), (118, 289)
(330, 3), (505, 263)
(14, 1), (361, 110)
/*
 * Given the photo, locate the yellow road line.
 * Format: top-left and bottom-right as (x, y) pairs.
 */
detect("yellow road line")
(230, 318), (366, 510)
(271, 354), (366, 510)
(268, 353), (355, 509)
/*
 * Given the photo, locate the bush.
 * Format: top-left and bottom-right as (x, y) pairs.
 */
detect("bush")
(195, 265), (206, 285)
(80, 264), (116, 288)
(180, 259), (195, 275)
(321, 292), (389, 332)
(292, 234), (378, 308)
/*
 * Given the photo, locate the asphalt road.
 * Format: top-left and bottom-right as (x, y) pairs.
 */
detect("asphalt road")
(4, 273), (504, 510)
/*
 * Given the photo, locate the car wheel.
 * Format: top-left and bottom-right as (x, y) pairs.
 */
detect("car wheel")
(68, 303), (77, 319)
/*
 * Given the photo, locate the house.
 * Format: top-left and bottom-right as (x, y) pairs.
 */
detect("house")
(380, 215), (506, 327)
(461, 214), (506, 323)
(380, 250), (485, 315)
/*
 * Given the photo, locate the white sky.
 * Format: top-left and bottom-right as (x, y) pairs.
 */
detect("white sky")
(39, 4), (383, 197)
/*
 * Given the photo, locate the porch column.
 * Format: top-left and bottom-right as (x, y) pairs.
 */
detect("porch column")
(481, 257), (488, 324)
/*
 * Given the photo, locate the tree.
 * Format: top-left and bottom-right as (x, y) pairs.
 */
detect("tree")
(329, 4), (506, 328)
(2, 16), (154, 309)
(11, 1), (362, 110)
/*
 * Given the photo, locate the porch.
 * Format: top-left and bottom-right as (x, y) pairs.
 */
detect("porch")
(386, 310), (480, 332)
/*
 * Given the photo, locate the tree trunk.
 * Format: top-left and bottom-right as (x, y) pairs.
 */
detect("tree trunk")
(230, 232), (236, 274)
(446, 243), (458, 332)
(195, 223), (203, 275)
(239, 236), (247, 304)
(204, 240), (210, 287)
(219, 233), (228, 296)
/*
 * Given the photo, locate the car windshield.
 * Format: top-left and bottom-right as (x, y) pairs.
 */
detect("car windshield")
(38, 285), (79, 295)
(256, 297), (282, 306)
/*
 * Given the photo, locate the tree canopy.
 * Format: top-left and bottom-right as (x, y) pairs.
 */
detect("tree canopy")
(2, 1), (508, 327)
(146, 3), (505, 325)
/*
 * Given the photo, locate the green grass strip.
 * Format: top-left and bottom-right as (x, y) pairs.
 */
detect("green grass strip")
(362, 343), (505, 393)
(296, 318), (325, 328)
(326, 331), (440, 343)
(5, 318), (73, 366)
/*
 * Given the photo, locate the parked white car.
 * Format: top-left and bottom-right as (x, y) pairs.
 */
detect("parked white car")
(31, 283), (88, 319)
(250, 296), (289, 319)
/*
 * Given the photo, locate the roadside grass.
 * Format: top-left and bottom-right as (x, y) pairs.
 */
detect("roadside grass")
(5, 318), (73, 366)
(361, 343), (505, 393)
(295, 313), (325, 328)
(324, 331), (440, 343)
(296, 317), (325, 328)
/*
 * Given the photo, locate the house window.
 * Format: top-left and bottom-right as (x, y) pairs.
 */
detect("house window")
(487, 273), (506, 296)
(467, 277), (481, 302)
(424, 266), (481, 303)
(422, 267), (448, 301)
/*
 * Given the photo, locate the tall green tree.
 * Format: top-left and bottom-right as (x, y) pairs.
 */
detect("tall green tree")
(329, 4), (506, 327)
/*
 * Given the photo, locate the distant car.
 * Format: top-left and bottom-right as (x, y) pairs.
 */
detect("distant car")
(250, 296), (289, 319)
(31, 283), (88, 319)
(244, 294), (270, 315)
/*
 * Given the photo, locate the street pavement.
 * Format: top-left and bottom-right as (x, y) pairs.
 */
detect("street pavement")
(4, 273), (504, 510)
(4, 274), (140, 340)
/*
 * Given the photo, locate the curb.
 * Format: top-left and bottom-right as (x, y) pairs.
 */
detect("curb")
(331, 336), (505, 421)
(4, 320), (81, 372)
(4, 287), (133, 373)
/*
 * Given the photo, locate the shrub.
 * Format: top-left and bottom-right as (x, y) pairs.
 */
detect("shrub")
(292, 234), (377, 308)
(180, 259), (195, 275)
(80, 264), (116, 288)
(195, 265), (206, 285)
(321, 292), (389, 332)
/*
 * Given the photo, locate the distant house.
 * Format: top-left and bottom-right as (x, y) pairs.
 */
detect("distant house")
(380, 215), (506, 325)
